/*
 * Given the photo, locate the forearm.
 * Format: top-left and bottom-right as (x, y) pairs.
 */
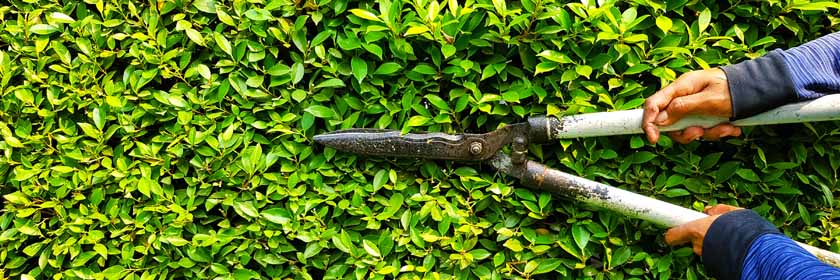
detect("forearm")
(721, 31), (840, 119)
(780, 32), (840, 101)
(741, 234), (840, 280)
(702, 209), (840, 280)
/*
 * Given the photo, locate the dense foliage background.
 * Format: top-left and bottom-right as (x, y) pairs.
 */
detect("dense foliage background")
(2, 0), (840, 279)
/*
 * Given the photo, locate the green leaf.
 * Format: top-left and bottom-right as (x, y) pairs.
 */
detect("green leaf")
(630, 136), (644, 148)
(214, 32), (233, 56)
(374, 62), (402, 75)
(304, 105), (335, 119)
(94, 243), (108, 257)
(629, 151), (656, 164)
(663, 188), (690, 197)
(524, 260), (539, 274)
(406, 115), (430, 127)
(102, 266), (126, 280)
(425, 94), (449, 110)
(332, 231), (355, 254)
(363, 240), (381, 257)
(442, 44), (456, 58)
(193, 0), (216, 13)
(469, 249), (491, 260)
(349, 9), (383, 22)
(575, 65), (593, 78)
(187, 247), (212, 263)
(533, 258), (562, 274)
(405, 25), (430, 36)
(537, 50), (572, 63)
(572, 224), (590, 250)
(50, 12), (76, 23)
(245, 9), (274, 21)
(186, 29), (205, 46)
(535, 61), (557, 75)
(78, 123), (101, 139)
(235, 201), (259, 218)
(493, 252), (505, 267)
(168, 95), (188, 108)
(30, 24), (59, 35)
(315, 78), (346, 89)
(736, 168), (760, 182)
(71, 251), (97, 267)
(503, 238), (523, 252)
(351, 56), (368, 82)
(291, 62), (305, 84)
(698, 8), (711, 32)
(656, 16), (672, 32)
(373, 169), (388, 191)
(412, 64), (437, 75)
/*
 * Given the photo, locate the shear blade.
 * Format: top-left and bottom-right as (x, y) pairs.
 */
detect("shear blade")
(313, 128), (497, 161)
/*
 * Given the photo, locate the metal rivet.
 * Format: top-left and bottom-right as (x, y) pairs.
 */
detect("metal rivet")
(469, 142), (483, 155)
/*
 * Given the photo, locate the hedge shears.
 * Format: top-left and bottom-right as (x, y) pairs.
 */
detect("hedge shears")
(314, 94), (840, 266)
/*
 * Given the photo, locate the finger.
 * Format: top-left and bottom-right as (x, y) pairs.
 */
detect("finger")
(643, 72), (706, 144)
(655, 71), (709, 103)
(667, 126), (705, 144)
(656, 90), (728, 126)
(693, 241), (704, 256)
(705, 204), (741, 215)
(664, 224), (695, 246)
(701, 124), (742, 141)
(643, 99), (663, 144)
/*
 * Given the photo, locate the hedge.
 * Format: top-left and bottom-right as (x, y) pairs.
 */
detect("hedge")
(2, 0), (840, 279)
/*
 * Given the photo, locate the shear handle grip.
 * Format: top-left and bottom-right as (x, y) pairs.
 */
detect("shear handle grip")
(529, 94), (840, 140)
(492, 153), (840, 268)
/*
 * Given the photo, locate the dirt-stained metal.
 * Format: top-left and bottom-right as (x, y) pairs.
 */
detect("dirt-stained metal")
(490, 152), (703, 227)
(314, 121), (533, 161)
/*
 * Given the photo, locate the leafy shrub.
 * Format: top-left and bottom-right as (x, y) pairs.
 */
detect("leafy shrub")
(1, 0), (839, 279)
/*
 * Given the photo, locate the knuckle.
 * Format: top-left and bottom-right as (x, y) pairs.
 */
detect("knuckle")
(680, 134), (698, 144)
(670, 98), (686, 113)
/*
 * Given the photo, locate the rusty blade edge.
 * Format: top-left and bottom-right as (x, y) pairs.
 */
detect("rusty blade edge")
(313, 130), (491, 160)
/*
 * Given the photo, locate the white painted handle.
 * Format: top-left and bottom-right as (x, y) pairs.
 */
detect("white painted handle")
(491, 152), (840, 268)
(551, 94), (840, 139)
(559, 171), (840, 268)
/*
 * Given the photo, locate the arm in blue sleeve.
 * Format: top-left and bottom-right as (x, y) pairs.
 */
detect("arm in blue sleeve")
(720, 31), (840, 119)
(741, 234), (840, 280)
(780, 31), (840, 101)
(701, 209), (840, 280)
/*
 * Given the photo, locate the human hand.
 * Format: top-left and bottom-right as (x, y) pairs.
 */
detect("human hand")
(664, 204), (742, 255)
(642, 69), (742, 144)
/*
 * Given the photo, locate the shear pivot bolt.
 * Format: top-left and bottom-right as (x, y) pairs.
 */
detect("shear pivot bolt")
(469, 142), (483, 155)
(512, 136), (527, 164)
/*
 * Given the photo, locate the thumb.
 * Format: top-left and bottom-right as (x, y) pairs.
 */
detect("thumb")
(655, 91), (721, 126)
(704, 204), (741, 215)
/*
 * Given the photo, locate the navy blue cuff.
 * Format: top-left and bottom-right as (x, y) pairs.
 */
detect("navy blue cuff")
(721, 50), (798, 120)
(702, 209), (781, 280)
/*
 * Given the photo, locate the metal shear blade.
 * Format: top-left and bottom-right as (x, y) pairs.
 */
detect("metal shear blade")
(313, 123), (531, 161)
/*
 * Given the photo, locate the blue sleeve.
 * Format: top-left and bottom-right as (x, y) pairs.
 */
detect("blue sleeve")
(780, 31), (840, 101)
(701, 209), (840, 280)
(741, 234), (840, 280)
(721, 31), (840, 119)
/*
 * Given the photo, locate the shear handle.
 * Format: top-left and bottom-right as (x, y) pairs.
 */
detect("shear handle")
(526, 94), (840, 140)
(489, 152), (840, 268)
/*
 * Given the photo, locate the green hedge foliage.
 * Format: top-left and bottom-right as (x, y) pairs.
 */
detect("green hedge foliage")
(2, 0), (840, 279)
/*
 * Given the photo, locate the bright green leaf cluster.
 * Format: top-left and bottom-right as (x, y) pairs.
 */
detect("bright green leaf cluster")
(1, 0), (839, 279)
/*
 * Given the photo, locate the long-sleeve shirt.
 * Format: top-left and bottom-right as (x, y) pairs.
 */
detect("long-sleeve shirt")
(701, 209), (840, 280)
(741, 234), (840, 279)
(721, 31), (840, 119)
(704, 32), (840, 280)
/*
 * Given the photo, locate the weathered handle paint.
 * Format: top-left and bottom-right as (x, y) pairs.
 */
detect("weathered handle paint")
(540, 94), (840, 139)
(490, 152), (840, 268)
